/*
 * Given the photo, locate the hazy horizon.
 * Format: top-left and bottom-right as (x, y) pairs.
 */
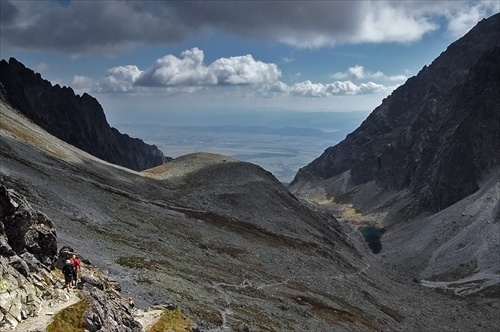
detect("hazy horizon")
(110, 109), (370, 183)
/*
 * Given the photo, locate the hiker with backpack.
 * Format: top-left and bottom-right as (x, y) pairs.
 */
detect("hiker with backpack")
(62, 259), (74, 292)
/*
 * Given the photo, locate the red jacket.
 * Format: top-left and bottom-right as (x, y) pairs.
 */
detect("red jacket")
(70, 257), (81, 270)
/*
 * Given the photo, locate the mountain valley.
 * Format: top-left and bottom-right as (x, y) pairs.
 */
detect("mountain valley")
(1, 13), (499, 332)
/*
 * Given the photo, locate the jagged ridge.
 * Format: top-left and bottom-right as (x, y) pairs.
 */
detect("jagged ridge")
(0, 58), (169, 172)
(291, 14), (500, 213)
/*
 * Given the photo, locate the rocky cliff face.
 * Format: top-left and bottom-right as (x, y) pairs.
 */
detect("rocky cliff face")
(0, 58), (169, 172)
(290, 14), (500, 215)
(0, 185), (143, 331)
(0, 185), (57, 328)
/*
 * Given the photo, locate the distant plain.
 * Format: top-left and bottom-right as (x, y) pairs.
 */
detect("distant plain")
(111, 110), (370, 183)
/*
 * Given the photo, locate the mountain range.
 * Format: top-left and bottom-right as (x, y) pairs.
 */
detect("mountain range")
(0, 13), (499, 332)
(0, 58), (169, 172)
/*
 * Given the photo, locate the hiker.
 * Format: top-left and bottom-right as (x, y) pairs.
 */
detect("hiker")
(70, 254), (81, 286)
(128, 297), (135, 309)
(62, 259), (74, 292)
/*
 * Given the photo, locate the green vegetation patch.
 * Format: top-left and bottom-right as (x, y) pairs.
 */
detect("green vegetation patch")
(46, 299), (87, 332)
(148, 308), (197, 332)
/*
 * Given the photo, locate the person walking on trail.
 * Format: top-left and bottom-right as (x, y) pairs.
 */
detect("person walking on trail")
(70, 254), (81, 286)
(128, 297), (136, 309)
(62, 259), (74, 292)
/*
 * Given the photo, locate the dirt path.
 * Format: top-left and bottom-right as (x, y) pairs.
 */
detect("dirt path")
(12, 291), (165, 332)
(14, 289), (81, 332)
(133, 308), (164, 331)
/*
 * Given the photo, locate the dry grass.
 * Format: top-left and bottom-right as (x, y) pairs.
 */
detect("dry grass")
(147, 308), (197, 332)
(46, 300), (87, 332)
(0, 115), (67, 160)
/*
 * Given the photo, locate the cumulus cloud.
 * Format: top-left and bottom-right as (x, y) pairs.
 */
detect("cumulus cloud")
(135, 48), (281, 87)
(332, 65), (407, 82)
(278, 80), (392, 98)
(74, 48), (280, 93)
(72, 65), (142, 93)
(210, 55), (281, 85)
(1, 0), (497, 53)
(101, 65), (143, 92)
(136, 48), (213, 87)
(72, 48), (396, 98)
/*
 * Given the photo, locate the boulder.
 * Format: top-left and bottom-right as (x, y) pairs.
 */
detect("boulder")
(0, 185), (58, 266)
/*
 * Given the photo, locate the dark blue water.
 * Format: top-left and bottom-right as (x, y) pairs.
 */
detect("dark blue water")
(358, 226), (386, 254)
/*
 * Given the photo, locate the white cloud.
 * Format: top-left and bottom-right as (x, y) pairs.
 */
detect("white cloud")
(136, 48), (214, 87)
(289, 81), (329, 97)
(268, 81), (289, 94)
(386, 75), (408, 82)
(72, 65), (142, 93)
(73, 49), (399, 98)
(209, 54), (281, 85)
(332, 65), (407, 82)
(102, 65), (143, 92)
(358, 82), (387, 94)
(445, 1), (500, 38)
(285, 80), (394, 98)
(135, 48), (280, 87)
(326, 81), (361, 95)
(352, 2), (439, 44)
(77, 48), (280, 93)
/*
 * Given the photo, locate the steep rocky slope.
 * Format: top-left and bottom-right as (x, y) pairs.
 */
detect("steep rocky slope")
(1, 90), (499, 330)
(289, 14), (500, 298)
(291, 14), (499, 213)
(0, 58), (169, 172)
(0, 185), (142, 331)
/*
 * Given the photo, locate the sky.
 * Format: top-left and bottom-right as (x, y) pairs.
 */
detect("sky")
(1, 0), (499, 126)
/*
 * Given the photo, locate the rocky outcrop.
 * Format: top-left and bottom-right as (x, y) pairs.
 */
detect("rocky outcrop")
(0, 186), (142, 331)
(0, 186), (57, 268)
(0, 58), (169, 171)
(81, 283), (142, 332)
(290, 14), (500, 215)
(0, 185), (58, 329)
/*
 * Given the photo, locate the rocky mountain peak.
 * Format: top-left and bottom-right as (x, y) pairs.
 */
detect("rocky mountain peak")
(290, 13), (500, 215)
(0, 58), (169, 171)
